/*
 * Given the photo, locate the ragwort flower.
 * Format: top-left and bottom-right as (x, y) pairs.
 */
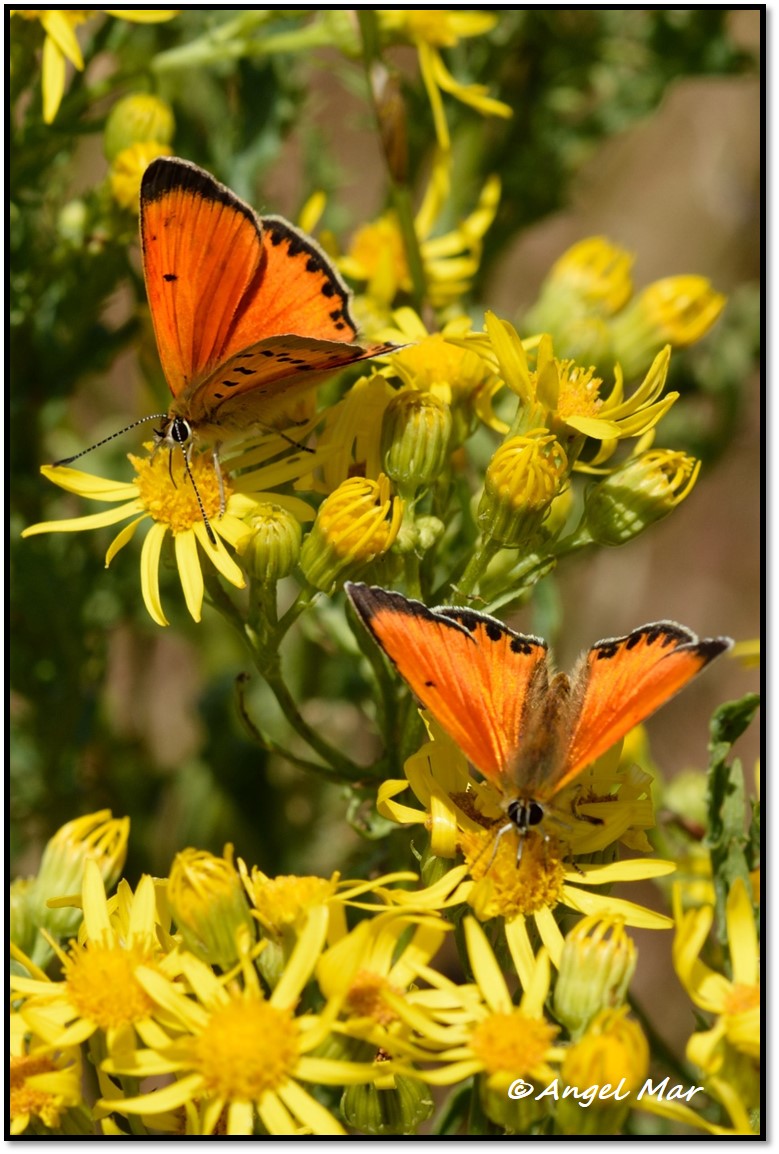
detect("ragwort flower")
(98, 908), (405, 1136)
(11, 860), (177, 1058)
(466, 312), (679, 469)
(22, 438), (318, 626)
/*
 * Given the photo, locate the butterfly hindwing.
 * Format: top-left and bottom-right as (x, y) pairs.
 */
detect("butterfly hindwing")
(181, 335), (398, 430)
(346, 584), (548, 784)
(559, 621), (733, 789)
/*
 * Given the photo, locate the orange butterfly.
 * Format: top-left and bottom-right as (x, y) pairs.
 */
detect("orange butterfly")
(58, 157), (397, 534)
(346, 583), (732, 839)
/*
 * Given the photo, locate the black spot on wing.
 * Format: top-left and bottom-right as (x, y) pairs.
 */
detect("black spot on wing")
(163, 273), (178, 282)
(234, 366), (254, 376)
(321, 282), (336, 298)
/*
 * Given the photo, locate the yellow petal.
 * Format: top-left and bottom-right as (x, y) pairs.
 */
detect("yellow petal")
(464, 917), (512, 1013)
(22, 500), (144, 537)
(104, 10), (179, 21)
(174, 530), (204, 623)
(277, 1081), (345, 1135)
(105, 515), (145, 566)
(40, 11), (84, 69)
(39, 464), (138, 500)
(561, 884), (673, 929)
(193, 524), (246, 589)
(40, 34), (67, 123)
(726, 878), (759, 987)
(82, 860), (111, 940)
(139, 521), (169, 627)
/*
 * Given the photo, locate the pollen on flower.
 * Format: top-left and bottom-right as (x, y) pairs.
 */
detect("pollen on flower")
(65, 943), (155, 1028)
(460, 828), (566, 919)
(130, 451), (231, 534)
(250, 875), (337, 933)
(195, 998), (299, 1100)
(10, 1054), (67, 1130)
(346, 971), (399, 1027)
(555, 362), (603, 421)
(470, 1011), (559, 1077)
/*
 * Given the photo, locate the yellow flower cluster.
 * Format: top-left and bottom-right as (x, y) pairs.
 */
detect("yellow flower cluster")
(8, 810), (758, 1136)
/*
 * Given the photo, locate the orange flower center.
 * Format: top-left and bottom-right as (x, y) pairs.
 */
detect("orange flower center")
(470, 1011), (559, 1077)
(196, 997), (299, 1100)
(131, 450), (231, 533)
(65, 943), (156, 1029)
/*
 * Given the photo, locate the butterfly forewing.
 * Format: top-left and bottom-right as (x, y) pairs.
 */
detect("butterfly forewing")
(558, 622), (733, 789)
(226, 215), (359, 350)
(347, 584), (548, 783)
(141, 157), (266, 397)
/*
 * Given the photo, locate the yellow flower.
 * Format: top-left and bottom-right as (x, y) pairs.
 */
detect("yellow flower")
(611, 275), (726, 378)
(402, 918), (563, 1129)
(673, 877), (760, 1068)
(468, 313), (679, 467)
(11, 10), (177, 123)
(522, 237), (726, 378)
(340, 156), (501, 311)
(10, 1014), (83, 1135)
(557, 1007), (648, 1135)
(477, 429), (569, 547)
(109, 141), (173, 212)
(98, 908), (404, 1136)
(299, 474), (403, 593)
(317, 911), (451, 1048)
(11, 860), (177, 1057)
(22, 438), (318, 626)
(377, 720), (674, 978)
(377, 11), (512, 151)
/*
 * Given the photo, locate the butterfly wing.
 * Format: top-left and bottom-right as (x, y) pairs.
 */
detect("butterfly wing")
(183, 334), (398, 431)
(346, 584), (548, 784)
(140, 158), (393, 416)
(551, 621), (732, 795)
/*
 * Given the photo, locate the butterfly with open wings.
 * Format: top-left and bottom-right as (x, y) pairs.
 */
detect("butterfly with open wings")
(346, 584), (731, 850)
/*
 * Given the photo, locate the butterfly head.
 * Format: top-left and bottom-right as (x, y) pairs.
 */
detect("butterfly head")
(153, 414), (194, 456)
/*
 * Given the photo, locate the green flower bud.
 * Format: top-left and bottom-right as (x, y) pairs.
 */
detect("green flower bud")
(28, 811), (129, 952)
(104, 93), (175, 161)
(341, 1073), (433, 1135)
(584, 449), (700, 546)
(477, 429), (568, 547)
(554, 916), (637, 1037)
(236, 503), (302, 583)
(381, 390), (452, 493)
(168, 847), (255, 969)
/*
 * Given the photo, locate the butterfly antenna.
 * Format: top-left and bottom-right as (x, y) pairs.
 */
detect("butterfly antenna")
(180, 450), (217, 546)
(53, 414), (169, 466)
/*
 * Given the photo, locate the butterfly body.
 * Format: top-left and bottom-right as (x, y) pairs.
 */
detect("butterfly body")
(346, 584), (732, 834)
(139, 157), (397, 458)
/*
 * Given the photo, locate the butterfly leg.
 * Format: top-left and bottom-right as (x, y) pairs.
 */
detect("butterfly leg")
(212, 443), (226, 516)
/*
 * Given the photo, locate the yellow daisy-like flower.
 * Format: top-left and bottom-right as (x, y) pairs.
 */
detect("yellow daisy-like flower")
(11, 9), (177, 123)
(341, 155), (501, 311)
(22, 438), (319, 626)
(11, 860), (177, 1058)
(318, 911), (451, 1047)
(10, 1012), (83, 1135)
(98, 908), (404, 1136)
(377, 11), (512, 151)
(378, 719), (674, 978)
(396, 919), (564, 1129)
(673, 877), (760, 1069)
(466, 312), (679, 468)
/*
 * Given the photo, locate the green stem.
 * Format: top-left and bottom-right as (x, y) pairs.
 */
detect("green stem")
(455, 538), (499, 598)
(262, 665), (364, 781)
